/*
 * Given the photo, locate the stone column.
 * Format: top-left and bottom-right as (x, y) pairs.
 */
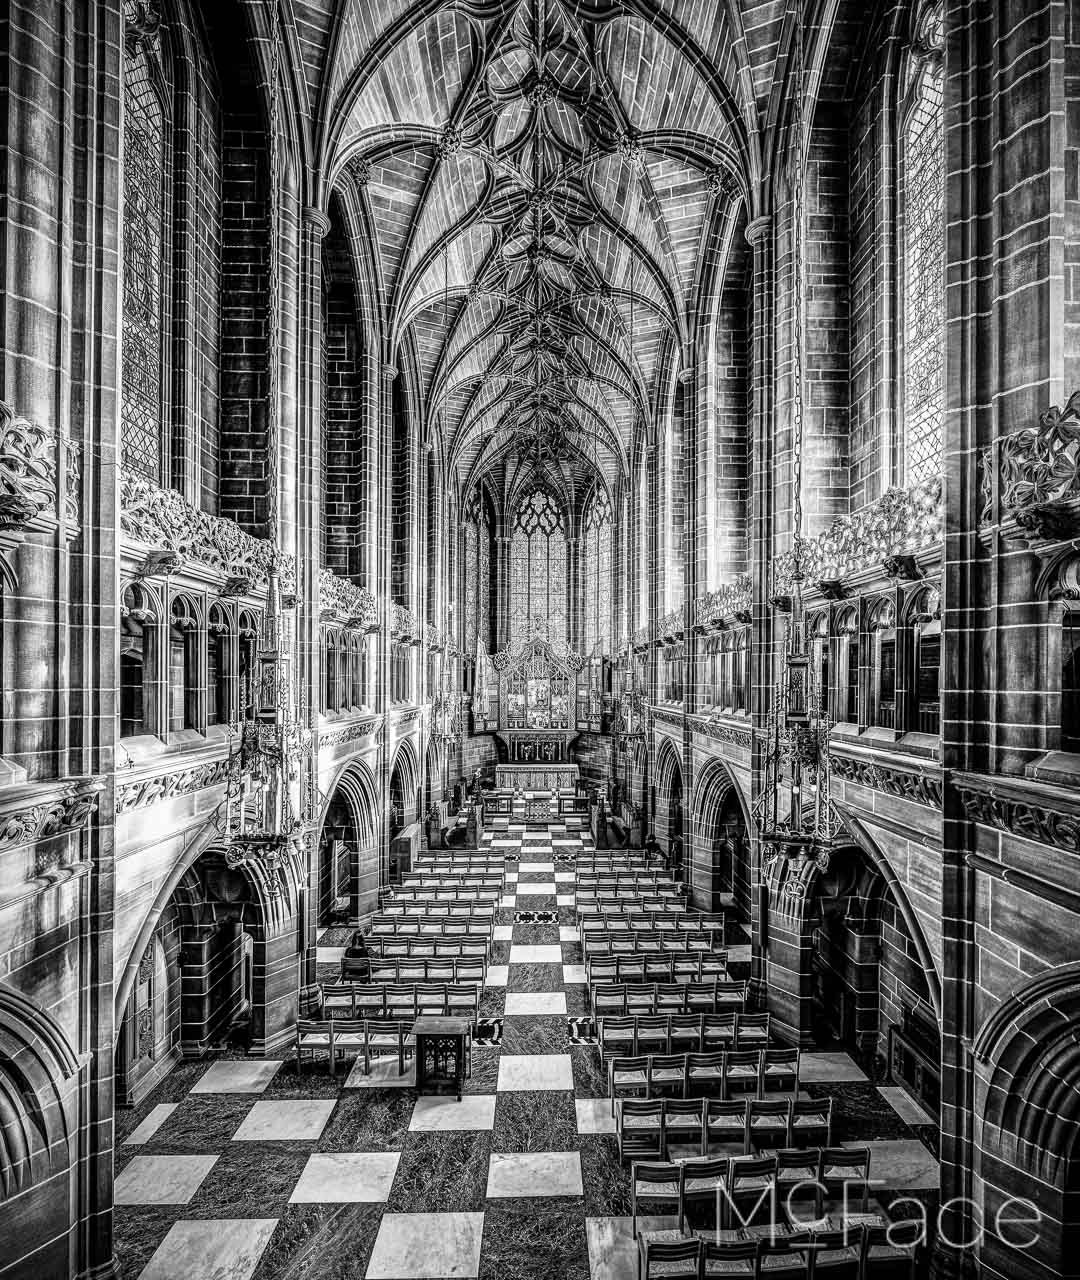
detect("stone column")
(297, 205), (330, 996)
(745, 212), (774, 1014)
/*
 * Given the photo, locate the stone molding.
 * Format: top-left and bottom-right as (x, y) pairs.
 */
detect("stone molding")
(0, 777), (104, 907)
(831, 752), (942, 808)
(650, 704), (753, 751)
(318, 716), (384, 749)
(694, 574), (753, 629)
(391, 601), (420, 641)
(0, 401), (80, 550)
(116, 757), (231, 813)
(120, 472), (295, 594)
(955, 771), (1080, 855)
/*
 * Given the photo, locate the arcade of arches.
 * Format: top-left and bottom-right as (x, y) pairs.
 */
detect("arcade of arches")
(1, 1), (1078, 1278)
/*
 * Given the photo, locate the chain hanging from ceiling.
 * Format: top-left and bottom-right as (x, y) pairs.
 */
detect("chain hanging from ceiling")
(752, 0), (840, 865)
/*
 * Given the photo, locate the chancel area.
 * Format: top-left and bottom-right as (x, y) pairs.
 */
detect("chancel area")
(1, 1), (1078, 1278)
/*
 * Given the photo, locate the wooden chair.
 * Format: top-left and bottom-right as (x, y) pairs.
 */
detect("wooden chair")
(637, 1232), (703, 1280)
(704, 1098), (749, 1157)
(295, 1019), (333, 1073)
(804, 1227), (862, 1278)
(630, 1161), (683, 1238)
(775, 1146), (824, 1222)
(635, 1013), (671, 1056)
(663, 1098), (706, 1161)
(686, 1051), (727, 1097)
(600, 1014), (638, 1058)
(619, 1098), (665, 1164)
(609, 1054), (651, 1113)
(723, 1155), (777, 1230)
(328, 1018), (365, 1073)
(594, 984), (628, 1020)
(747, 1098), (792, 1151)
(724, 1049), (764, 1099)
(859, 1223), (919, 1279)
(789, 1097), (832, 1148)
(679, 1155), (729, 1233)
(820, 1147), (871, 1213)
(700, 1237), (759, 1277)
(701, 1011), (737, 1052)
(649, 1053), (687, 1099)
(363, 1018), (413, 1076)
(669, 1013), (703, 1056)
(735, 1012), (771, 1048)
(761, 1048), (800, 1095)
(757, 1233), (812, 1278)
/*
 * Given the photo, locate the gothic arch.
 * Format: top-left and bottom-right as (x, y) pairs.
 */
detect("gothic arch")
(322, 757), (381, 847)
(389, 736), (421, 825)
(691, 755), (751, 914)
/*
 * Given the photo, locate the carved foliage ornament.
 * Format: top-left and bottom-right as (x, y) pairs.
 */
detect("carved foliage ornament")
(116, 758), (232, 813)
(319, 569), (378, 629)
(831, 755), (942, 809)
(0, 401), (62, 530)
(958, 785), (1080, 854)
(120, 473), (295, 592)
(695, 575), (753, 628)
(984, 390), (1080, 539)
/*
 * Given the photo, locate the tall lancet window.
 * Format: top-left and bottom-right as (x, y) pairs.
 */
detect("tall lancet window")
(583, 488), (613, 655)
(122, 18), (168, 481)
(463, 493), (490, 652)
(510, 487), (567, 646)
(901, 3), (945, 485)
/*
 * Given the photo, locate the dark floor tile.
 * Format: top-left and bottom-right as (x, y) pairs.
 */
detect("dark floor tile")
(134, 1094), (254, 1153)
(317, 1090), (414, 1152)
(511, 922), (560, 945)
(479, 1205), (590, 1280)
(264, 1059), (342, 1099)
(579, 1134), (631, 1215)
(113, 1206), (185, 1280)
(187, 1144), (312, 1218)
(492, 1090), (579, 1152)
(479, 989), (506, 1019)
(565, 986), (589, 1018)
(808, 1081), (920, 1144)
(507, 963), (564, 992)
(571, 1045), (608, 1098)
(500, 1014), (569, 1055)
(463, 1045), (503, 1094)
(252, 1204), (383, 1280)
(386, 1131), (492, 1212)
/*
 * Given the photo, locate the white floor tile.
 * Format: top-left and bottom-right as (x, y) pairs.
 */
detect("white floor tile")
(409, 1094), (497, 1132)
(562, 964), (587, 984)
(191, 1059), (282, 1095)
(501, 895), (517, 908)
(877, 1086), (934, 1127)
(856, 1138), (939, 1190)
(554, 872), (576, 883)
(518, 862), (555, 874)
(123, 1103), (178, 1146)
(800, 1051), (868, 1083)
(559, 926), (580, 942)
(137, 1218), (277, 1280)
(496, 1053), (574, 1091)
(504, 991), (567, 1015)
(515, 882), (557, 895)
(556, 895), (576, 907)
(493, 925), (514, 941)
(575, 1099), (617, 1135)
(366, 1212), (485, 1279)
(485, 965), (509, 987)
(232, 1099), (336, 1141)
(343, 1057), (416, 1089)
(486, 1151), (583, 1198)
(585, 1216), (679, 1280)
(115, 1155), (218, 1205)
(290, 1152), (400, 1203)
(508, 944), (562, 964)
(316, 945), (346, 965)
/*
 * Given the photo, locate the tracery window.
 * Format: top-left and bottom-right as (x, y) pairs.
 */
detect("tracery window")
(901, 4), (944, 485)
(463, 494), (490, 653)
(509, 487), (567, 646)
(583, 488), (613, 655)
(122, 34), (168, 481)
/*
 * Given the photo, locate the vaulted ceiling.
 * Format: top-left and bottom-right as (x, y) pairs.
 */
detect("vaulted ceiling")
(291, 0), (803, 503)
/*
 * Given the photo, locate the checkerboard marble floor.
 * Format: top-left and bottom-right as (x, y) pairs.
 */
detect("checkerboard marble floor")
(114, 821), (939, 1280)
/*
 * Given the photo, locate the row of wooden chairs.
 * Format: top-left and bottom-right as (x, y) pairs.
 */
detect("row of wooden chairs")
(578, 901), (718, 924)
(609, 1047), (800, 1106)
(576, 873), (685, 892)
(400, 873), (504, 889)
(364, 937), (489, 960)
(586, 953), (729, 986)
(413, 857), (506, 874)
(579, 916), (726, 944)
(630, 1147), (874, 1235)
(379, 901), (497, 919)
(363, 955), (487, 987)
(368, 917), (493, 940)
(636, 1222), (916, 1279)
(593, 981), (748, 1018)
(617, 1095), (832, 1161)
(296, 1017), (417, 1076)
(600, 1013), (773, 1064)
(583, 930), (723, 957)
(387, 889), (502, 907)
(318, 981), (480, 1021)
(572, 854), (655, 871)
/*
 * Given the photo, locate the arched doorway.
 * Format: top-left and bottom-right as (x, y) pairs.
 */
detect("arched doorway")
(388, 740), (421, 883)
(318, 761), (380, 922)
(693, 759), (751, 915)
(653, 736), (684, 878)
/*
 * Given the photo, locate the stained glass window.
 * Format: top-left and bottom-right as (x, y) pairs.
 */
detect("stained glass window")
(902, 6), (944, 485)
(509, 487), (567, 646)
(584, 488), (613, 655)
(636, 456), (649, 627)
(122, 43), (166, 480)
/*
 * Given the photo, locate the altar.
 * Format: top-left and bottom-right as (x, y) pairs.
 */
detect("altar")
(496, 763), (580, 793)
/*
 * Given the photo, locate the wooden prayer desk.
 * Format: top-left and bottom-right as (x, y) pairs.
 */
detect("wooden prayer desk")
(413, 1015), (471, 1100)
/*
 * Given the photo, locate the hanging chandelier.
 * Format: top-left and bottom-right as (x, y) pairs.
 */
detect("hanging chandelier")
(752, 0), (839, 863)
